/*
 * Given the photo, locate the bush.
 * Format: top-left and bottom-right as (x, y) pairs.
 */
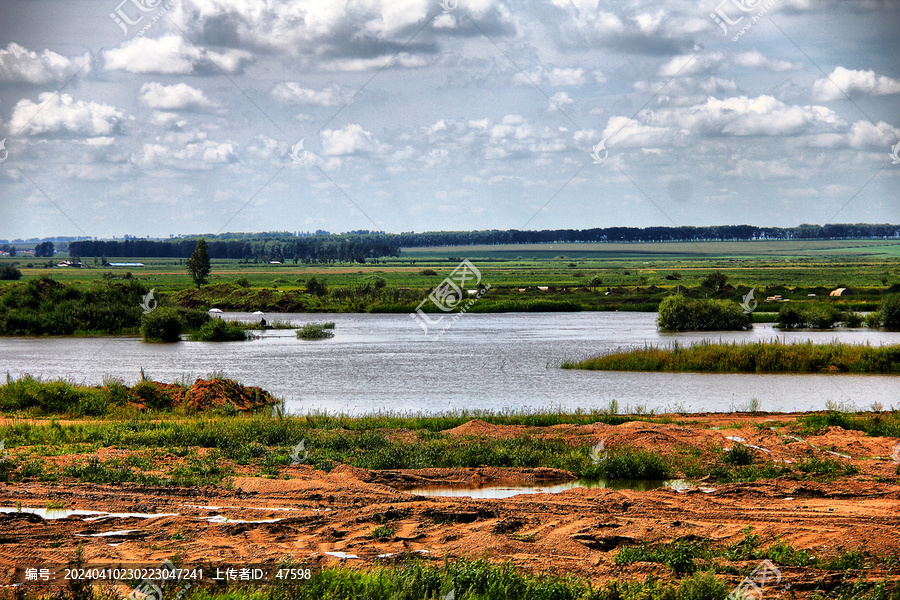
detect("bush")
(234, 277), (251, 288)
(879, 294), (900, 329)
(723, 444), (754, 465)
(676, 571), (728, 600)
(657, 295), (752, 331)
(0, 266), (22, 280)
(776, 302), (841, 329)
(191, 318), (246, 342)
(297, 323), (335, 339)
(141, 307), (183, 342)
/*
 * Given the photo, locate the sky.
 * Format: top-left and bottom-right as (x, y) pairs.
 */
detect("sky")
(0, 0), (898, 240)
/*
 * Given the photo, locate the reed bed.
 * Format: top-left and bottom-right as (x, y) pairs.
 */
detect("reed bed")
(563, 339), (900, 374)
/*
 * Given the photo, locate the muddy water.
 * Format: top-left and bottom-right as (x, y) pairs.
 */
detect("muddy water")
(1, 312), (899, 415)
(398, 479), (693, 499)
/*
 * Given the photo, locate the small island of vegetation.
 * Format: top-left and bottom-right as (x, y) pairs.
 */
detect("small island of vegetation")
(563, 339), (900, 374)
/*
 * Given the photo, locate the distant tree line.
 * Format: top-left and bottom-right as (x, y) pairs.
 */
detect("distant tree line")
(68, 223), (900, 261)
(69, 236), (401, 263)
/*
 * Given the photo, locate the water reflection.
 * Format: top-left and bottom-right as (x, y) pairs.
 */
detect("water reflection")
(399, 478), (692, 499)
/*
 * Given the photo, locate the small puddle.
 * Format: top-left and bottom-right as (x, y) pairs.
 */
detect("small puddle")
(0, 508), (177, 520)
(399, 479), (692, 499)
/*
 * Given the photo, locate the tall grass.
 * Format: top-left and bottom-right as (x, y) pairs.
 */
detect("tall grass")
(296, 323), (335, 339)
(564, 339), (900, 373)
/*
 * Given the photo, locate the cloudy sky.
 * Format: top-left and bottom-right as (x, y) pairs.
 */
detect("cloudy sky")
(0, 0), (898, 239)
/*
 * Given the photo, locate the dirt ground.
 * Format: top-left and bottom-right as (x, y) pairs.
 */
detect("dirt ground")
(1, 413), (898, 595)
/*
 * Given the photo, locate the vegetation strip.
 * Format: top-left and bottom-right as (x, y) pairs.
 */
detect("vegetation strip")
(564, 340), (900, 374)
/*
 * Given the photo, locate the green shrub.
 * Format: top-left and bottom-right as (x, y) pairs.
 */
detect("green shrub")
(723, 444), (754, 466)
(676, 570), (728, 600)
(191, 318), (246, 342)
(234, 277), (251, 288)
(657, 295), (751, 331)
(131, 379), (173, 410)
(141, 307), (183, 342)
(879, 294), (900, 329)
(297, 323), (335, 340)
(581, 446), (671, 480)
(0, 266), (22, 281)
(777, 302), (842, 329)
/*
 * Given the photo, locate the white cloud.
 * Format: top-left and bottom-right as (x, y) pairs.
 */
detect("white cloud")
(10, 93), (123, 136)
(320, 124), (383, 155)
(846, 120), (900, 149)
(104, 35), (252, 74)
(733, 50), (801, 72)
(514, 67), (587, 87)
(139, 131), (237, 169)
(0, 43), (88, 84)
(139, 82), (212, 110)
(813, 67), (900, 101)
(659, 53), (723, 78)
(168, 0), (510, 59)
(656, 95), (844, 137)
(271, 83), (348, 106)
(324, 53), (429, 72)
(548, 91), (574, 111)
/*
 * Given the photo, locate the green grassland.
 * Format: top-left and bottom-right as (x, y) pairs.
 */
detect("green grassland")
(2, 239), (900, 316)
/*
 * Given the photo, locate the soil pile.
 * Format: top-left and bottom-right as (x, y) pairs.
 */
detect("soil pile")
(183, 378), (277, 411)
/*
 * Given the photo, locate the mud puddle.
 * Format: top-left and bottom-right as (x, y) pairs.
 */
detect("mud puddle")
(398, 478), (693, 499)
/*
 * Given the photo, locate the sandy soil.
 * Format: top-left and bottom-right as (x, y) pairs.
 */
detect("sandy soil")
(1, 414), (898, 595)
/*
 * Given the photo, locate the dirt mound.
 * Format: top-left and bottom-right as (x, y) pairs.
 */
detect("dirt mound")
(183, 379), (277, 411)
(445, 419), (526, 437)
(126, 378), (277, 411)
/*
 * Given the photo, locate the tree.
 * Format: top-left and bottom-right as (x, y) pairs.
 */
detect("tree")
(702, 271), (728, 293)
(588, 276), (603, 291)
(186, 239), (211, 289)
(0, 266), (22, 280)
(305, 276), (327, 297)
(878, 294), (900, 330)
(34, 241), (55, 257)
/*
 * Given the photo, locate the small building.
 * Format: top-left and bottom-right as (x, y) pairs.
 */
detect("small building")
(829, 288), (853, 297)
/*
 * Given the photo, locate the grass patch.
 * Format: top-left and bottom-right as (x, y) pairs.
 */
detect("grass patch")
(296, 323), (335, 339)
(564, 339), (900, 373)
(580, 446), (671, 480)
(190, 318), (248, 341)
(615, 541), (713, 574)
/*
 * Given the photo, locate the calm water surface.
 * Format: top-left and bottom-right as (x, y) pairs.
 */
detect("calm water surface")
(1, 312), (898, 415)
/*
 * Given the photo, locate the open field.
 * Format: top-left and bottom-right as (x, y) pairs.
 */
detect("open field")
(0, 410), (898, 598)
(3, 239), (900, 315)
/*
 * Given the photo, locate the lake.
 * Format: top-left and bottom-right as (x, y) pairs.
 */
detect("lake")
(1, 312), (898, 415)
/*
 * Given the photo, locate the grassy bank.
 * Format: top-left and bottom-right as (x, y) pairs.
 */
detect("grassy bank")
(0, 406), (886, 487)
(563, 340), (900, 374)
(0, 374), (277, 416)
